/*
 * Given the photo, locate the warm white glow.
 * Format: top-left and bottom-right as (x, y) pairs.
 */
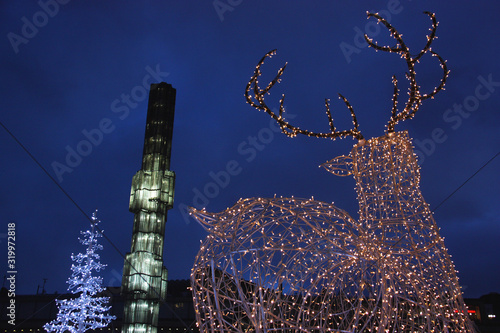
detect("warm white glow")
(190, 133), (474, 332)
(190, 11), (474, 333)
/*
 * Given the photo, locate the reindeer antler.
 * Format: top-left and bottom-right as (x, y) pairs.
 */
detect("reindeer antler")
(364, 11), (449, 132)
(245, 50), (363, 140)
(245, 12), (448, 139)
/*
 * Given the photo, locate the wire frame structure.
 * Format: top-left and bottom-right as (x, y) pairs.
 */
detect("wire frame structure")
(323, 131), (475, 331)
(190, 197), (366, 331)
(191, 11), (477, 333)
(190, 133), (475, 332)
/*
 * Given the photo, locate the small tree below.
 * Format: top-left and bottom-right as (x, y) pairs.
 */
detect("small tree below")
(44, 211), (116, 333)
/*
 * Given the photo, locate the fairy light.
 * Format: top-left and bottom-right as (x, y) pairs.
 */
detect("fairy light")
(44, 212), (116, 333)
(244, 49), (363, 140)
(190, 11), (475, 333)
(363, 11), (449, 133)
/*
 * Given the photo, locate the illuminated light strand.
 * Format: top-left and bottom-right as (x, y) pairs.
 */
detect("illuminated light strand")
(244, 49), (363, 140)
(363, 11), (449, 132)
(189, 135), (476, 331)
(44, 212), (116, 333)
(244, 12), (449, 140)
(191, 11), (475, 333)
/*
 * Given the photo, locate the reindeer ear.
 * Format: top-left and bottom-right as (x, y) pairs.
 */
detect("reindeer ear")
(320, 155), (353, 176)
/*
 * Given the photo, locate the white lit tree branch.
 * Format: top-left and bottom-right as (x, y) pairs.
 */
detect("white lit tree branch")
(44, 212), (115, 333)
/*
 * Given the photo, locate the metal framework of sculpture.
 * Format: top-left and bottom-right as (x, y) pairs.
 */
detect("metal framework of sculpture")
(190, 12), (477, 332)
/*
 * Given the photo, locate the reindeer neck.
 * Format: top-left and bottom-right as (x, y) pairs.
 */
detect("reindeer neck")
(350, 131), (432, 230)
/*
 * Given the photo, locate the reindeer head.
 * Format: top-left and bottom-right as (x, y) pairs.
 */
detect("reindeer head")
(245, 11), (448, 141)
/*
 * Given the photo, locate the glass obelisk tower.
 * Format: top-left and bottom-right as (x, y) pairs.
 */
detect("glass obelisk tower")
(121, 82), (176, 333)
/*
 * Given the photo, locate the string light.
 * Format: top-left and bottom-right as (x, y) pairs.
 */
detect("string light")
(244, 50), (363, 140)
(191, 11), (475, 333)
(44, 211), (116, 333)
(363, 11), (449, 133)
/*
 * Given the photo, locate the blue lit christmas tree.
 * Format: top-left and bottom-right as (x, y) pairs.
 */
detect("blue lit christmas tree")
(44, 211), (116, 333)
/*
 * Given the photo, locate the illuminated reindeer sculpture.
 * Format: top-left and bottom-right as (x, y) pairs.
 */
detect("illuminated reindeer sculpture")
(191, 12), (476, 332)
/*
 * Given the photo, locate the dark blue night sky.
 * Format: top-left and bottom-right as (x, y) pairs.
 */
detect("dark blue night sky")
(1, 1), (499, 299)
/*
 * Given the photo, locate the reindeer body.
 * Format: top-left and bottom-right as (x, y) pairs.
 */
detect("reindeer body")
(191, 12), (476, 333)
(191, 198), (366, 331)
(191, 132), (474, 332)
